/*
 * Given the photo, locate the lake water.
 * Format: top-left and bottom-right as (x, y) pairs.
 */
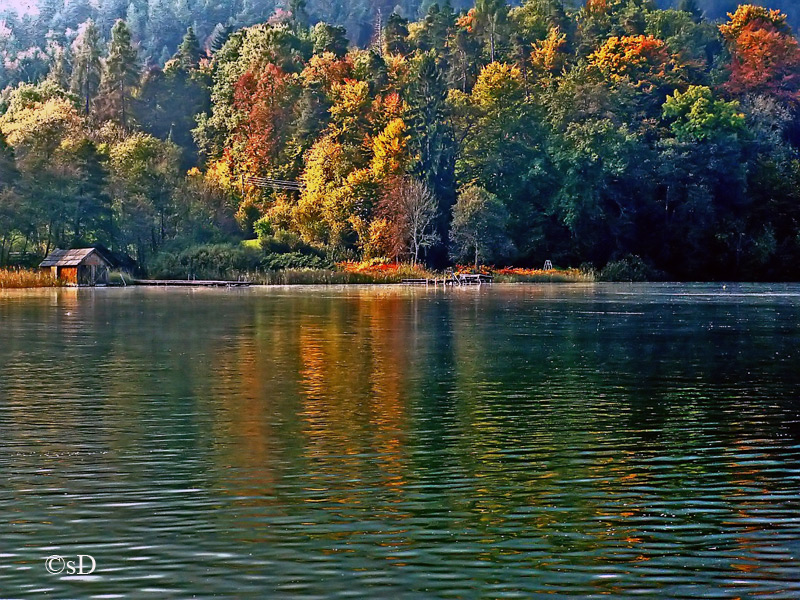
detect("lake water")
(1, 283), (799, 598)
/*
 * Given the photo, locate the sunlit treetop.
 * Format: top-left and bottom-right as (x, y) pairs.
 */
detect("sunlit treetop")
(719, 6), (800, 104)
(589, 35), (673, 87)
(719, 5), (792, 41)
(662, 85), (745, 142)
(471, 62), (525, 109)
(585, 0), (609, 17)
(583, 0), (656, 18)
(300, 52), (353, 92)
(531, 27), (568, 75)
(370, 118), (409, 180)
(456, 8), (476, 33)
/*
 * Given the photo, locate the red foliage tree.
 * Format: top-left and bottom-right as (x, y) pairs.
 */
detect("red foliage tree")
(233, 64), (295, 177)
(721, 6), (800, 105)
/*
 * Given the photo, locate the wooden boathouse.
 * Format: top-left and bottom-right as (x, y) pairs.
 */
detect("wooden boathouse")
(40, 248), (112, 286)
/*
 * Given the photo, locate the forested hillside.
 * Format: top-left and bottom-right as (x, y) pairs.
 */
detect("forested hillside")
(2, 1), (800, 280)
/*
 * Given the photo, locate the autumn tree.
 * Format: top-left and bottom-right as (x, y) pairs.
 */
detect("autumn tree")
(293, 134), (361, 248)
(720, 6), (800, 104)
(530, 27), (568, 76)
(378, 177), (438, 263)
(589, 34), (675, 90)
(233, 64), (296, 178)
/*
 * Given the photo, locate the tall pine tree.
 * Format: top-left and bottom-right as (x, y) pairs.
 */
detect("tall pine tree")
(71, 19), (103, 115)
(175, 27), (201, 69)
(97, 19), (139, 128)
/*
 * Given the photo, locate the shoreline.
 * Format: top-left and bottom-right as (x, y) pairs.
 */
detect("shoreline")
(1, 267), (594, 289)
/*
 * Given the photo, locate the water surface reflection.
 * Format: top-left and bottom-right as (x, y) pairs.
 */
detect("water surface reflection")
(1, 284), (799, 598)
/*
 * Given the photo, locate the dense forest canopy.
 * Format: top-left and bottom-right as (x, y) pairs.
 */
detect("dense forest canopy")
(1, 0), (799, 76)
(2, 0), (800, 280)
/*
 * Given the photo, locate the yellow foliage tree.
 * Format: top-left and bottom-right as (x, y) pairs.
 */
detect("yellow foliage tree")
(0, 98), (83, 164)
(471, 62), (525, 110)
(371, 118), (409, 180)
(531, 28), (568, 76)
(329, 79), (371, 141)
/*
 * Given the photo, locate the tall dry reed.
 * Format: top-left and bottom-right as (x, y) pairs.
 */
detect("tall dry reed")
(0, 268), (61, 288)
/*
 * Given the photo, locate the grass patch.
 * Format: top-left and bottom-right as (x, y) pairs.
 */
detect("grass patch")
(246, 262), (435, 285)
(0, 268), (62, 288)
(493, 267), (594, 283)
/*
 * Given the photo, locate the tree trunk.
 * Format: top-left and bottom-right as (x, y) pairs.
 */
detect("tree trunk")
(121, 81), (126, 129)
(84, 77), (91, 115)
(45, 221), (53, 256)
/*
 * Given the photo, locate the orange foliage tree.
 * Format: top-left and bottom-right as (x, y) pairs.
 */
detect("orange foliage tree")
(300, 52), (353, 93)
(531, 27), (568, 76)
(589, 35), (674, 88)
(720, 5), (800, 104)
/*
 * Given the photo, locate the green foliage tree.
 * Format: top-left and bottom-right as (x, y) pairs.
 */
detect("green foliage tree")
(662, 85), (745, 142)
(0, 131), (17, 189)
(405, 51), (456, 262)
(384, 13), (410, 56)
(175, 27), (201, 70)
(474, 0), (510, 63)
(0, 132), (21, 264)
(413, 2), (456, 54)
(450, 185), (513, 267)
(208, 23), (233, 55)
(311, 23), (349, 58)
(678, 0), (703, 22)
(551, 119), (652, 265)
(108, 132), (182, 264)
(289, 0), (309, 31)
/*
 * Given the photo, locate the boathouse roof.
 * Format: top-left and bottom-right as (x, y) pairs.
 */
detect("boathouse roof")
(39, 248), (113, 268)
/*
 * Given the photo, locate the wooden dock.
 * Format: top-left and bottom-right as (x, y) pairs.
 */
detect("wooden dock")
(133, 279), (251, 287)
(402, 273), (493, 287)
